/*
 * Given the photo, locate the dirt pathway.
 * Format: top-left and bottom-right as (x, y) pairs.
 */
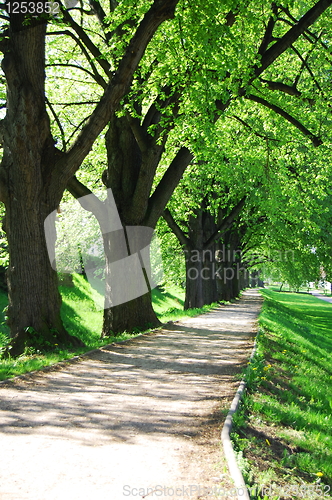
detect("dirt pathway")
(0, 289), (262, 500)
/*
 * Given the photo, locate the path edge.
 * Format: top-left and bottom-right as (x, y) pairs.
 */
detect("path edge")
(0, 328), (162, 387)
(221, 315), (260, 500)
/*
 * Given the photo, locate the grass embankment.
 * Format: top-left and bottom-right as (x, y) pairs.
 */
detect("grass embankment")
(232, 289), (332, 499)
(0, 273), (218, 380)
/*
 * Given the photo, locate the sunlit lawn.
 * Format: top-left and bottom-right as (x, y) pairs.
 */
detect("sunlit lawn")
(232, 289), (332, 499)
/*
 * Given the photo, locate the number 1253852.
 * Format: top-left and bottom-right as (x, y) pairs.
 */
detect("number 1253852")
(6, 2), (60, 14)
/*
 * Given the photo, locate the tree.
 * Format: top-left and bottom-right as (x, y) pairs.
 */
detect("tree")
(244, 145), (331, 291)
(163, 194), (246, 308)
(0, 0), (180, 355)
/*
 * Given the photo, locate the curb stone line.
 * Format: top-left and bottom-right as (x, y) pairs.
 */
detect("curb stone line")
(221, 321), (260, 500)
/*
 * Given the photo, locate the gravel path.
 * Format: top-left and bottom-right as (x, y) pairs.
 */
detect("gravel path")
(0, 289), (262, 500)
(310, 290), (332, 303)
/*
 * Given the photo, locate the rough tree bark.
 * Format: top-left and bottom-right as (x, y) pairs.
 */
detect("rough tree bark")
(163, 197), (246, 309)
(183, 209), (219, 309)
(100, 116), (160, 334)
(0, 22), (83, 356)
(216, 228), (245, 302)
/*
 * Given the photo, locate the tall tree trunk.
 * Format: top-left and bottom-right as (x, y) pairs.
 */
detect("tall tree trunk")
(0, 1), (181, 354)
(164, 196), (247, 310)
(202, 245), (219, 305)
(102, 293), (159, 336)
(184, 209), (219, 309)
(184, 250), (219, 309)
(5, 202), (80, 356)
(184, 255), (204, 309)
(101, 232), (161, 336)
(100, 220), (161, 335)
(67, 110), (193, 336)
(1, 23), (83, 355)
(101, 117), (161, 335)
(216, 229), (247, 301)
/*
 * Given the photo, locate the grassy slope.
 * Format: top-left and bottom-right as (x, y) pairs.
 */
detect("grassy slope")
(232, 289), (332, 499)
(0, 274), (217, 380)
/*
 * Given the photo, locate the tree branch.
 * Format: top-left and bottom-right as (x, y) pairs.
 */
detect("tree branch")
(45, 63), (107, 88)
(145, 146), (193, 227)
(258, 2), (278, 56)
(224, 1), (251, 27)
(203, 197), (246, 250)
(63, 101), (100, 107)
(279, 4), (331, 50)
(52, 0), (180, 194)
(252, 0), (332, 80)
(45, 96), (67, 152)
(65, 114), (90, 146)
(260, 78), (302, 97)
(110, 0), (118, 11)
(290, 45), (322, 92)
(231, 115), (279, 141)
(88, 0), (108, 30)
(124, 87), (182, 220)
(47, 31), (107, 87)
(60, 10), (112, 79)
(142, 85), (180, 134)
(125, 112), (149, 153)
(246, 94), (322, 146)
(67, 176), (105, 221)
(163, 208), (191, 248)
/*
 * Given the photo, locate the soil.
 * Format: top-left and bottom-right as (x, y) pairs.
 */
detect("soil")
(0, 289), (262, 500)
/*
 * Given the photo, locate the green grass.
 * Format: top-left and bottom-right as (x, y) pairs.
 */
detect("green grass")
(151, 283), (185, 320)
(0, 274), (218, 380)
(232, 289), (332, 499)
(152, 284), (222, 322)
(59, 273), (104, 346)
(0, 274), (108, 380)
